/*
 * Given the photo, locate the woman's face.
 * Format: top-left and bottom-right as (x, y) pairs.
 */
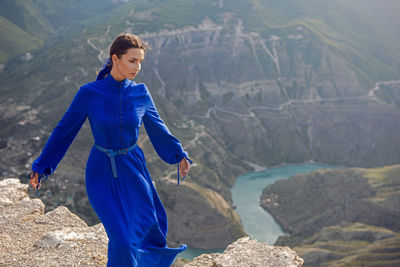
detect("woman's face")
(111, 48), (144, 81)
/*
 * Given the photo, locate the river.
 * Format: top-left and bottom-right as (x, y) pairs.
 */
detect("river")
(179, 162), (340, 260)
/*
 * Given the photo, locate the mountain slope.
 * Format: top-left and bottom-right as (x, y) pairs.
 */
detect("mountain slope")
(0, 0), (118, 64)
(0, 16), (42, 62)
(249, 0), (400, 81)
(261, 165), (400, 266)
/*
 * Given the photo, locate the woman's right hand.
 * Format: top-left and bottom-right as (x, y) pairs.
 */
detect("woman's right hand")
(179, 157), (191, 178)
(29, 171), (41, 189)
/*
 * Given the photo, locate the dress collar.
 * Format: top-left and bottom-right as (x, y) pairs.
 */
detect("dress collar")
(104, 73), (135, 88)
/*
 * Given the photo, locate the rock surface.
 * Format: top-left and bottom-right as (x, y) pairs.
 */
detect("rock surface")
(1, 178), (303, 266)
(0, 178), (108, 266)
(184, 236), (303, 267)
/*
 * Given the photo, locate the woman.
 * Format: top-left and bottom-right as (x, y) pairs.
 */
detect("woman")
(29, 33), (192, 266)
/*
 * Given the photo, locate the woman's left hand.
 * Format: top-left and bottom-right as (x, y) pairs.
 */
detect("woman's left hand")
(179, 157), (191, 178)
(29, 171), (41, 189)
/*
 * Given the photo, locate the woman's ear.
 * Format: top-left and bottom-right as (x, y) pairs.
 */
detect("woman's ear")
(111, 54), (118, 66)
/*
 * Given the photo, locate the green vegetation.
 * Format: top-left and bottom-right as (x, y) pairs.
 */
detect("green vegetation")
(279, 166), (400, 266)
(0, 16), (42, 62)
(363, 165), (400, 187)
(0, 0), (116, 64)
(323, 234), (400, 266)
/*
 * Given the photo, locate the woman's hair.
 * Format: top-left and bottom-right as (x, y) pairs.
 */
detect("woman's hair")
(96, 33), (150, 80)
(109, 33), (149, 62)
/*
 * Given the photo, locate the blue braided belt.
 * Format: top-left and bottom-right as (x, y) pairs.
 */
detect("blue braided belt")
(94, 143), (137, 178)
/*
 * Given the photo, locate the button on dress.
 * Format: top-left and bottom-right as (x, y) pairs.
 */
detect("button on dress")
(32, 73), (190, 266)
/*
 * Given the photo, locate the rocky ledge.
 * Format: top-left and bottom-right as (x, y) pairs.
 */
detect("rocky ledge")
(181, 236), (303, 267)
(0, 178), (303, 266)
(0, 178), (108, 266)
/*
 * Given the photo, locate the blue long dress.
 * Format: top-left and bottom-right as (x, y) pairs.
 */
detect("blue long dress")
(32, 73), (190, 266)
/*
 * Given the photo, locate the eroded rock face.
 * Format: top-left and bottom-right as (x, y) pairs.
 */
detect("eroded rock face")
(184, 236), (304, 267)
(0, 178), (108, 266)
(160, 180), (246, 249)
(141, 20), (400, 168)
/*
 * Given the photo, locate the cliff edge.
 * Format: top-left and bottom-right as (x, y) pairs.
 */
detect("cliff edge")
(0, 178), (303, 266)
(0, 178), (108, 266)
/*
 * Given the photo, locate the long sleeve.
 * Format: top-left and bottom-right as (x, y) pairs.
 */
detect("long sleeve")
(32, 87), (88, 175)
(142, 89), (190, 165)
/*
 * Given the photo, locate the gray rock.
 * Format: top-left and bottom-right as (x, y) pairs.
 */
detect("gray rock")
(183, 253), (220, 267)
(0, 178), (108, 267)
(185, 236), (304, 267)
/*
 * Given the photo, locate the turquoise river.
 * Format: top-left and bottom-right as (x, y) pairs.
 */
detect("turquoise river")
(179, 162), (340, 260)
